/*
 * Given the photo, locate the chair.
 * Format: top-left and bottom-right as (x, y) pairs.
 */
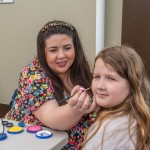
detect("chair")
(9, 89), (18, 110)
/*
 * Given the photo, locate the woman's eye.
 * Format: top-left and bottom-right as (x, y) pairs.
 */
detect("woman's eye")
(65, 47), (71, 50)
(49, 49), (57, 52)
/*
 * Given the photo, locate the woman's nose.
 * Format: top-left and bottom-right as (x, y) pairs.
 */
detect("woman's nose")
(58, 50), (65, 58)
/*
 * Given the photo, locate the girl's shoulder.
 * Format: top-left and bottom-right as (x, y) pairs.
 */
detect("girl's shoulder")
(84, 115), (137, 150)
(102, 115), (137, 131)
(88, 115), (137, 140)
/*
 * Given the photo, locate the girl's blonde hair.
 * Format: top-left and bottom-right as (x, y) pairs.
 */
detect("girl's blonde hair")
(83, 46), (150, 149)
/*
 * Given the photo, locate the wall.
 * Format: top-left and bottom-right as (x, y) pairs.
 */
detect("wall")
(0, 0), (96, 104)
(105, 0), (123, 47)
(0, 0), (123, 105)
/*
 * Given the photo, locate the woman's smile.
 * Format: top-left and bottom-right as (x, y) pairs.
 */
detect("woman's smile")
(56, 61), (67, 67)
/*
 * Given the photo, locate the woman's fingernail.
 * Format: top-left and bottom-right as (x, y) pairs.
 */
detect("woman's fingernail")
(80, 87), (85, 91)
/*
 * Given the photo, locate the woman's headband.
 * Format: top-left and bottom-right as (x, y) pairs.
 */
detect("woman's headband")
(41, 21), (74, 33)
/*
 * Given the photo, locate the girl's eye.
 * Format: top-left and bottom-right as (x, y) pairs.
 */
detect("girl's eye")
(107, 77), (115, 81)
(93, 76), (100, 79)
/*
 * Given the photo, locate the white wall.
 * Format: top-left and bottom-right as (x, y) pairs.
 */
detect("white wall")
(105, 0), (123, 47)
(0, 0), (123, 105)
(0, 0), (96, 104)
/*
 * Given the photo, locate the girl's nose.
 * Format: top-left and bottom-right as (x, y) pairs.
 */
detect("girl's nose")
(97, 79), (106, 90)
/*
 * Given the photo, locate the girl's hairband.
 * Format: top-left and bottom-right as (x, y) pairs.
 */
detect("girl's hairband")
(41, 21), (74, 33)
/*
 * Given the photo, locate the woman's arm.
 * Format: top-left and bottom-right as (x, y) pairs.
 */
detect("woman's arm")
(33, 85), (96, 130)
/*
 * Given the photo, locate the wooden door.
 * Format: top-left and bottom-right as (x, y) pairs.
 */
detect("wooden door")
(122, 0), (150, 77)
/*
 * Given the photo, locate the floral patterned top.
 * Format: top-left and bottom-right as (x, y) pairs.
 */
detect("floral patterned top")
(5, 57), (95, 150)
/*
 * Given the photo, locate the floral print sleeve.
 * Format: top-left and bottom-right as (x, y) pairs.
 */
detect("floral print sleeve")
(5, 58), (54, 125)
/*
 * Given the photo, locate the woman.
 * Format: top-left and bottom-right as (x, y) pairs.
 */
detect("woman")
(5, 20), (97, 149)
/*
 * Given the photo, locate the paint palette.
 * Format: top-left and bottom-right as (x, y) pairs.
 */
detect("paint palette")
(36, 130), (52, 139)
(8, 126), (23, 134)
(0, 133), (7, 141)
(27, 125), (42, 133)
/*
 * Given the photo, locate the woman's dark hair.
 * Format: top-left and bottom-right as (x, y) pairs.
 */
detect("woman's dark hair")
(37, 20), (92, 104)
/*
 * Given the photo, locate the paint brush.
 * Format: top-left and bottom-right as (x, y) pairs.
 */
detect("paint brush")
(58, 87), (91, 104)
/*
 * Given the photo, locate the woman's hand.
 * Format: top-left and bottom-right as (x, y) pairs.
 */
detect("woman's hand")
(68, 85), (97, 114)
(33, 85), (97, 130)
(86, 96), (97, 114)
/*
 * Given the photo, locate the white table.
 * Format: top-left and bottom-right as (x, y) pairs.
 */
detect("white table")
(0, 119), (68, 150)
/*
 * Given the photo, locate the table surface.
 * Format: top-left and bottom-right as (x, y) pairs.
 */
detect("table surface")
(0, 119), (68, 150)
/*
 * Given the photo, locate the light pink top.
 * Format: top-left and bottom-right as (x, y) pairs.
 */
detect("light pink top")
(83, 115), (137, 150)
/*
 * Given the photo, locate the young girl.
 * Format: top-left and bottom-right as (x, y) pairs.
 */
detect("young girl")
(82, 46), (150, 150)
